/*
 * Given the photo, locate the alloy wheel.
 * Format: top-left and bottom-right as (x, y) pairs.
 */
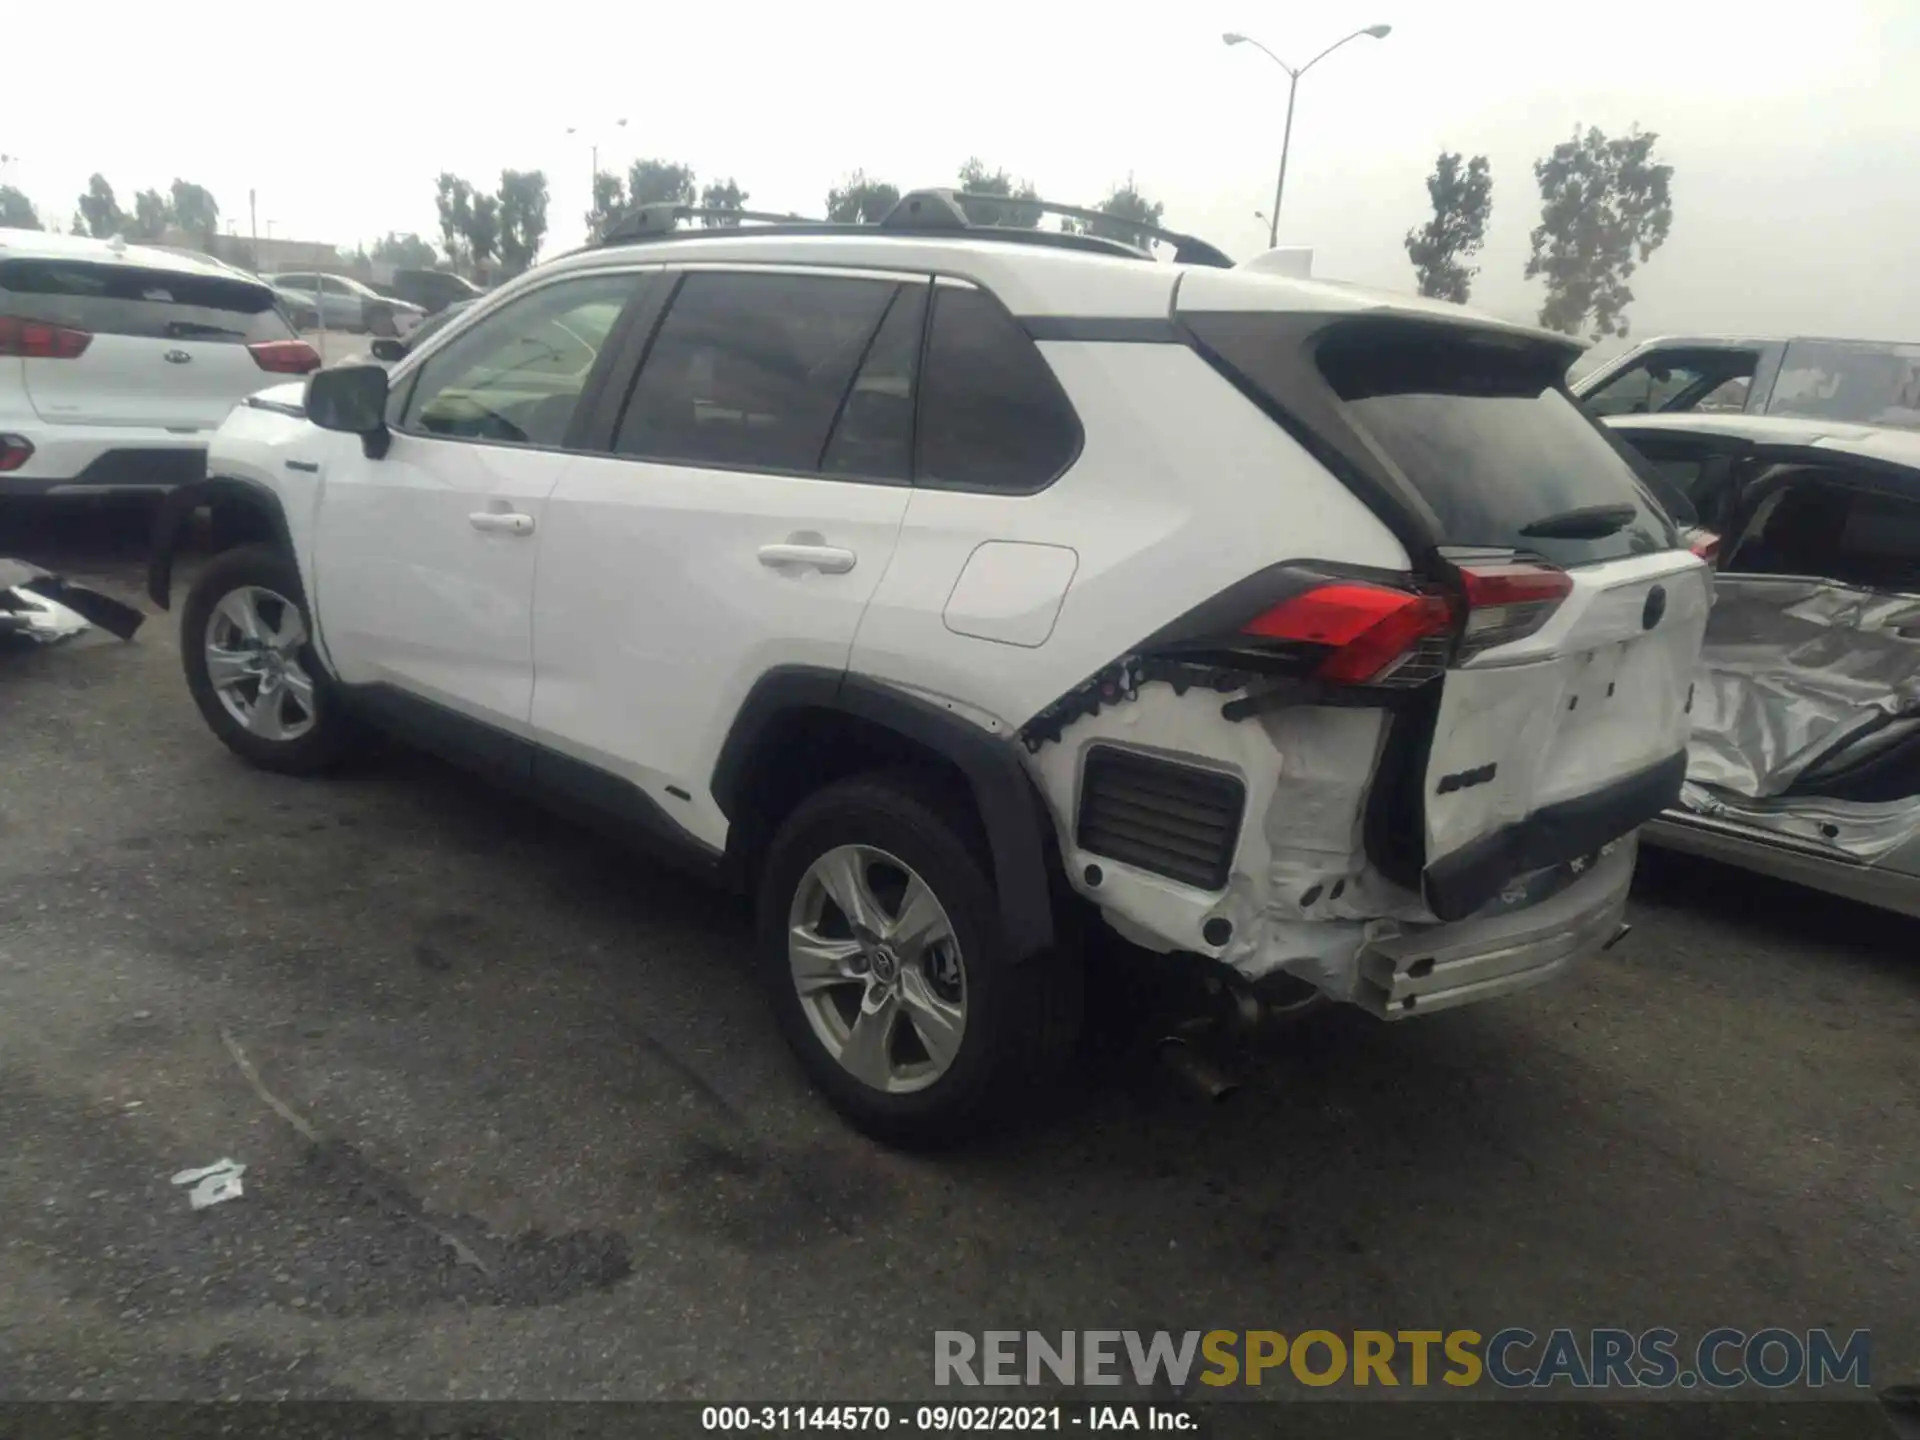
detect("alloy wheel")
(203, 585), (317, 742)
(787, 844), (968, 1095)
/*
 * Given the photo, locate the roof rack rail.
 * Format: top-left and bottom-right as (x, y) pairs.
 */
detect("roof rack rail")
(592, 188), (1234, 269)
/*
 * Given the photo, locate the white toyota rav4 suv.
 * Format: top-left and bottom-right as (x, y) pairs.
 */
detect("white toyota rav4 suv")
(147, 192), (1711, 1146)
(1, 230), (320, 495)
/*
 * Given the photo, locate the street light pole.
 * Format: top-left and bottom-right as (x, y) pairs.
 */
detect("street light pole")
(1271, 74), (1300, 251)
(567, 118), (629, 204)
(1224, 25), (1392, 249)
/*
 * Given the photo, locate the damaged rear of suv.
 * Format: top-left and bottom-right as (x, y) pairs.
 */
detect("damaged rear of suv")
(1001, 275), (1710, 1022)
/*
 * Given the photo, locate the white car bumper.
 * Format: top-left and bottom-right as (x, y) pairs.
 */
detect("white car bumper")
(0, 424), (212, 495)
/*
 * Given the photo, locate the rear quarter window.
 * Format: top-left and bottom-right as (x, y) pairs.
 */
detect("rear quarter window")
(1318, 326), (1678, 568)
(0, 259), (293, 343)
(914, 285), (1081, 494)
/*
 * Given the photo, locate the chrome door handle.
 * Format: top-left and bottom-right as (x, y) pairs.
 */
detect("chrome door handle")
(757, 543), (856, 574)
(469, 511), (535, 536)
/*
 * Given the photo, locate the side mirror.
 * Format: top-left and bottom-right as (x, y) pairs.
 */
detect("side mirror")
(305, 363), (391, 458)
(369, 337), (407, 363)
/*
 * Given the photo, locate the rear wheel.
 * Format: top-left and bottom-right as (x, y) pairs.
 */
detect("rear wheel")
(180, 544), (355, 775)
(757, 774), (1081, 1148)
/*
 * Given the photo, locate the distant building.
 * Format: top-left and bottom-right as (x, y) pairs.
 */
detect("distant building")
(183, 229), (348, 276)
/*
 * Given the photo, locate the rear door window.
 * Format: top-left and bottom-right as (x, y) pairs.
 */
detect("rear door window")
(1318, 328), (1677, 567)
(0, 259), (294, 343)
(615, 271), (899, 474)
(820, 283), (927, 483)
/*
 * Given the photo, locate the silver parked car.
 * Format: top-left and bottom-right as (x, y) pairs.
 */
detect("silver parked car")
(267, 271), (424, 337)
(1608, 412), (1920, 917)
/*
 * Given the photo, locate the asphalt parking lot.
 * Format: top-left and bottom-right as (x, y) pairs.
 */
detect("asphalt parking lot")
(2, 500), (1916, 1418)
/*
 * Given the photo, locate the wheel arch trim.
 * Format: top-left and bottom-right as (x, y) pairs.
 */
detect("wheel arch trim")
(712, 666), (1058, 962)
(146, 474), (296, 612)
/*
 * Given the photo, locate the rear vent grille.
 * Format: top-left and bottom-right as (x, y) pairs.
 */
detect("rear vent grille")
(1076, 747), (1246, 891)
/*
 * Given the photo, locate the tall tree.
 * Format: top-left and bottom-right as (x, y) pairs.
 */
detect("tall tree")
(627, 159), (696, 209)
(169, 179), (220, 242)
(955, 158), (1040, 229)
(465, 192), (500, 266)
(76, 174), (126, 238)
(825, 171), (899, 224)
(1083, 178), (1164, 251)
(497, 168), (550, 273)
(371, 231), (439, 268)
(1525, 125), (1674, 338)
(1404, 152), (1493, 303)
(0, 184), (40, 230)
(434, 173), (474, 263)
(129, 188), (172, 241)
(585, 171), (627, 240)
(698, 178), (748, 228)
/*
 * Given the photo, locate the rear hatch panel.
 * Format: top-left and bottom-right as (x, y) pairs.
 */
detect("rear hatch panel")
(1, 255), (291, 430)
(1179, 295), (1706, 917)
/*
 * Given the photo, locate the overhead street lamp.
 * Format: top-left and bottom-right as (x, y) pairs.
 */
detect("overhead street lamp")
(566, 118), (629, 195)
(1224, 24), (1391, 249)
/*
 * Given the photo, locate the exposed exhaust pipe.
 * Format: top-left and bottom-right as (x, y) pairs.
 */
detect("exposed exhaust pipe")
(1601, 922), (1633, 952)
(1157, 1036), (1242, 1101)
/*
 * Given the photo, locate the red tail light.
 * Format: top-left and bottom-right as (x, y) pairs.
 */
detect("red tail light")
(0, 315), (92, 360)
(1682, 527), (1721, 563)
(1244, 582), (1455, 685)
(1453, 558), (1573, 658)
(0, 433), (34, 473)
(248, 339), (322, 374)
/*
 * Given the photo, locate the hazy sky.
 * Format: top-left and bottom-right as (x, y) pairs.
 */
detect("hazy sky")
(4, 0), (1917, 358)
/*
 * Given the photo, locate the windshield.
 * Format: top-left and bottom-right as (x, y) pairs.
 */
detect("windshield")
(1766, 339), (1920, 428)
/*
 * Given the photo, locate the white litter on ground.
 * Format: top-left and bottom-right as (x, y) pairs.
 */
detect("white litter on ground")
(171, 1158), (247, 1210)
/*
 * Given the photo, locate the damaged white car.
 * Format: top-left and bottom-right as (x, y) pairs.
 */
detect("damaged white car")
(145, 191), (1710, 1145)
(1610, 412), (1920, 918)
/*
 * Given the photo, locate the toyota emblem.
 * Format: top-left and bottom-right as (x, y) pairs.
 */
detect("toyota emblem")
(163, 349), (192, 364)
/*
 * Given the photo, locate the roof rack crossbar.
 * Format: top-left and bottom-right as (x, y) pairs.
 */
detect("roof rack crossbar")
(591, 189), (1234, 269)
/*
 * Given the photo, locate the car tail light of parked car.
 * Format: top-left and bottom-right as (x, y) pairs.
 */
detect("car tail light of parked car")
(1681, 527), (1721, 563)
(0, 434), (35, 472)
(0, 315), (92, 359)
(247, 339), (323, 375)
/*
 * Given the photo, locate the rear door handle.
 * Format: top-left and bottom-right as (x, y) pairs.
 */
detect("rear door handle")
(469, 512), (535, 536)
(758, 543), (856, 574)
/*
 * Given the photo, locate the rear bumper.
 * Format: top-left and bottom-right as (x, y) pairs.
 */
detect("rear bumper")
(1356, 837), (1637, 1018)
(1423, 750), (1687, 920)
(0, 427), (210, 495)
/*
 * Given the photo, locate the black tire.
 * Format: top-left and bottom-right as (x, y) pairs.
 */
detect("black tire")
(756, 772), (1082, 1149)
(180, 544), (356, 776)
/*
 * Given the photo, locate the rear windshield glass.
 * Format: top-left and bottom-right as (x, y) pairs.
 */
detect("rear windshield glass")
(0, 259), (292, 344)
(1318, 327), (1678, 567)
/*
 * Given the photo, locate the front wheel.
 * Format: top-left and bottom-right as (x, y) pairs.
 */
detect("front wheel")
(757, 774), (1081, 1149)
(180, 544), (356, 775)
